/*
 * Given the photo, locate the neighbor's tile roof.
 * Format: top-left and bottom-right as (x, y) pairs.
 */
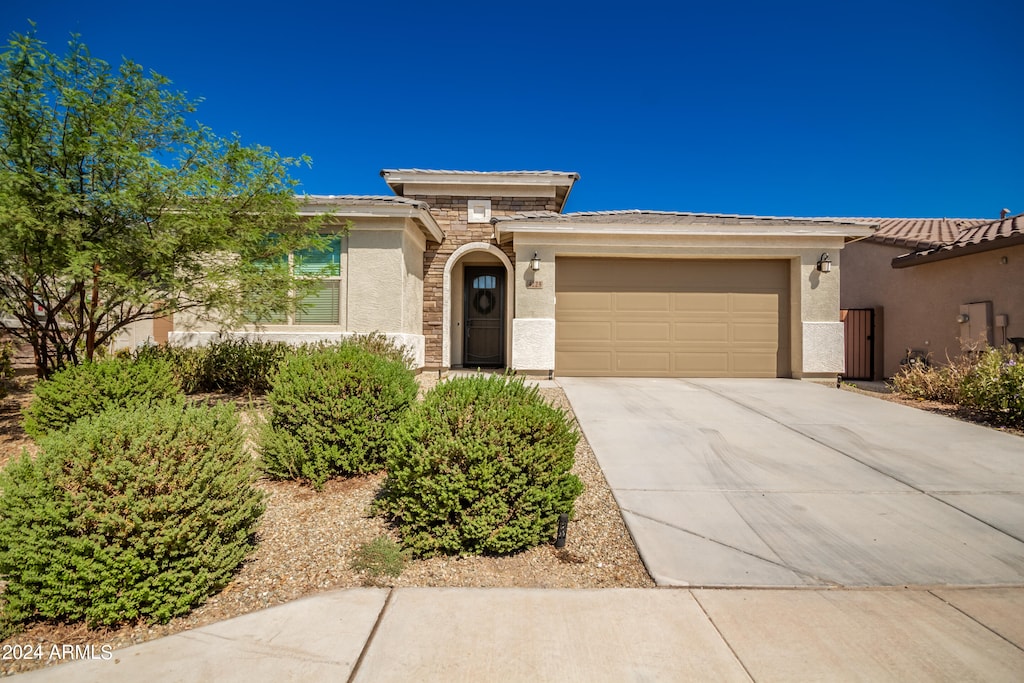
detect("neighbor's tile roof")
(832, 217), (990, 249)
(495, 209), (874, 227)
(892, 213), (1024, 267)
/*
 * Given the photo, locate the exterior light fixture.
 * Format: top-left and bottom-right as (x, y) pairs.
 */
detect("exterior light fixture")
(816, 253), (832, 273)
(530, 252), (541, 271)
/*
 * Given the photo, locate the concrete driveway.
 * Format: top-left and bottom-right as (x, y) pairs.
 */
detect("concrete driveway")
(558, 377), (1024, 587)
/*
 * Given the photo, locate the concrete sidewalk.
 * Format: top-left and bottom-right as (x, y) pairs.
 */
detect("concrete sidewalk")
(16, 586), (1024, 682)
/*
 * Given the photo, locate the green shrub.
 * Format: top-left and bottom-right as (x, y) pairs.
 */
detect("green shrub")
(890, 346), (1024, 427)
(260, 344), (418, 488)
(961, 347), (1024, 426)
(135, 337), (290, 394)
(0, 402), (264, 628)
(0, 339), (14, 400)
(346, 332), (414, 368)
(377, 375), (583, 558)
(22, 357), (182, 438)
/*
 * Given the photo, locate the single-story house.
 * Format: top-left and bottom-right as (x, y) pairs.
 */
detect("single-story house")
(839, 213), (1023, 379)
(169, 169), (876, 381)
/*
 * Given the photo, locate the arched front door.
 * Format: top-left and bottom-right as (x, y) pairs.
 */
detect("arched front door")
(463, 266), (505, 367)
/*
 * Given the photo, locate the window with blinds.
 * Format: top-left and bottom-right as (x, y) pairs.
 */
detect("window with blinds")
(254, 235), (342, 325)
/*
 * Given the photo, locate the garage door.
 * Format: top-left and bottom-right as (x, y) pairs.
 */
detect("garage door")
(555, 258), (790, 377)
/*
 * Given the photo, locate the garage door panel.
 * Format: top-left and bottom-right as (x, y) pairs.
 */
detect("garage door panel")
(672, 352), (731, 375)
(556, 351), (613, 373)
(559, 321), (613, 343)
(732, 322), (779, 343)
(615, 292), (670, 312)
(616, 322), (671, 342)
(558, 291), (613, 312)
(674, 322), (730, 343)
(556, 258), (790, 378)
(672, 292), (730, 311)
(732, 353), (781, 375)
(616, 352), (671, 372)
(731, 292), (780, 313)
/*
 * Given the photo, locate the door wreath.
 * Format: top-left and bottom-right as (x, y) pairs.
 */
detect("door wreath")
(474, 289), (496, 315)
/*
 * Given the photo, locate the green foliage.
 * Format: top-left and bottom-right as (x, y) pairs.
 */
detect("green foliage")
(260, 344), (418, 488)
(0, 28), (337, 377)
(136, 337), (290, 394)
(347, 332), (414, 368)
(350, 536), (410, 580)
(0, 338), (14, 399)
(960, 347), (1024, 426)
(377, 375), (583, 558)
(890, 346), (1024, 427)
(22, 356), (182, 438)
(0, 402), (264, 628)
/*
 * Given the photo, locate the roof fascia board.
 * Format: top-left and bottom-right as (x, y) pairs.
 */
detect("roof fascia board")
(891, 234), (1024, 268)
(398, 182), (557, 199)
(495, 222), (875, 242)
(297, 203), (443, 242)
(381, 171), (577, 188)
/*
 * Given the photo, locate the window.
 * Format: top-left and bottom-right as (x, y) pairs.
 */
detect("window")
(472, 275), (496, 289)
(256, 236), (341, 325)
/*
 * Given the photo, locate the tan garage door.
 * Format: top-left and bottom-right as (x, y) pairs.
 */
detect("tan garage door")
(555, 258), (790, 377)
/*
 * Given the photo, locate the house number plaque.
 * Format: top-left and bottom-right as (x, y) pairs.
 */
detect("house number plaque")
(526, 280), (544, 289)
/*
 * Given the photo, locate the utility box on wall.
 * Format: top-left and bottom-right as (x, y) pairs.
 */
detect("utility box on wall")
(959, 301), (994, 351)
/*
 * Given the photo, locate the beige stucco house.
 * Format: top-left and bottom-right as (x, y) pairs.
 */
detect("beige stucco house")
(840, 213), (1024, 379)
(166, 169), (877, 380)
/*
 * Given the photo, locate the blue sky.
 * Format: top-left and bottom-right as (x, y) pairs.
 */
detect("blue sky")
(3, 1), (1022, 218)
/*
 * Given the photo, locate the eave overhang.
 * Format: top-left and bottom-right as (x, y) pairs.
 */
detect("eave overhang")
(380, 169), (579, 212)
(891, 233), (1024, 268)
(296, 195), (444, 243)
(492, 214), (877, 244)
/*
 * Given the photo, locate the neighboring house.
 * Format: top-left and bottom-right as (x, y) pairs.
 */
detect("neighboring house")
(169, 169), (873, 380)
(839, 214), (1024, 379)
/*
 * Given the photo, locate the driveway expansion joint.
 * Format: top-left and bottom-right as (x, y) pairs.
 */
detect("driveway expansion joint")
(346, 588), (393, 683)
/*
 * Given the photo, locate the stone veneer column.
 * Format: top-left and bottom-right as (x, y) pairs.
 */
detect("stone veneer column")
(412, 195), (560, 370)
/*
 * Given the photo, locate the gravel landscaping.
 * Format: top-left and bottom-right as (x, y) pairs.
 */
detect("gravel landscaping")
(0, 380), (652, 677)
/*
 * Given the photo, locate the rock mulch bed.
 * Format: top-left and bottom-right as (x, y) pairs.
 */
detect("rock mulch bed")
(0, 381), (652, 676)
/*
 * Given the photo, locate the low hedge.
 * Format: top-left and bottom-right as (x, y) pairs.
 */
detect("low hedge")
(377, 375), (583, 557)
(0, 402), (264, 628)
(260, 343), (418, 488)
(22, 357), (182, 438)
(890, 346), (1024, 427)
(134, 337), (290, 394)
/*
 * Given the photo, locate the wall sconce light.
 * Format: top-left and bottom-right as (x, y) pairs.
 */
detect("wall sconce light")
(956, 313), (970, 324)
(530, 252), (541, 271)
(816, 253), (832, 273)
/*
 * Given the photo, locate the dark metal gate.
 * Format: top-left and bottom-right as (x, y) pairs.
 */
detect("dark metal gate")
(841, 308), (874, 380)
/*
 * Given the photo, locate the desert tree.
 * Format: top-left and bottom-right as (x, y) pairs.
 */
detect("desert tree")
(0, 28), (337, 377)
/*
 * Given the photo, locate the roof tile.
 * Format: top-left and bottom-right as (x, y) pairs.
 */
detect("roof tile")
(829, 217), (990, 249)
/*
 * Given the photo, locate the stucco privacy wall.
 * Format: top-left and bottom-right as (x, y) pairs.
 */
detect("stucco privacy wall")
(505, 231), (853, 378)
(842, 240), (1024, 376)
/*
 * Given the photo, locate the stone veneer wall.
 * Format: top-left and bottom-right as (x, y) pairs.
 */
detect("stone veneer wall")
(408, 194), (560, 369)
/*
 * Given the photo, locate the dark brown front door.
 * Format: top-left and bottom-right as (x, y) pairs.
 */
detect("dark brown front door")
(464, 266), (504, 367)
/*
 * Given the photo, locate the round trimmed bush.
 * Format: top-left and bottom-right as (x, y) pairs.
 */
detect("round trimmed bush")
(0, 401), (264, 628)
(23, 357), (182, 438)
(260, 344), (418, 488)
(378, 375), (583, 557)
